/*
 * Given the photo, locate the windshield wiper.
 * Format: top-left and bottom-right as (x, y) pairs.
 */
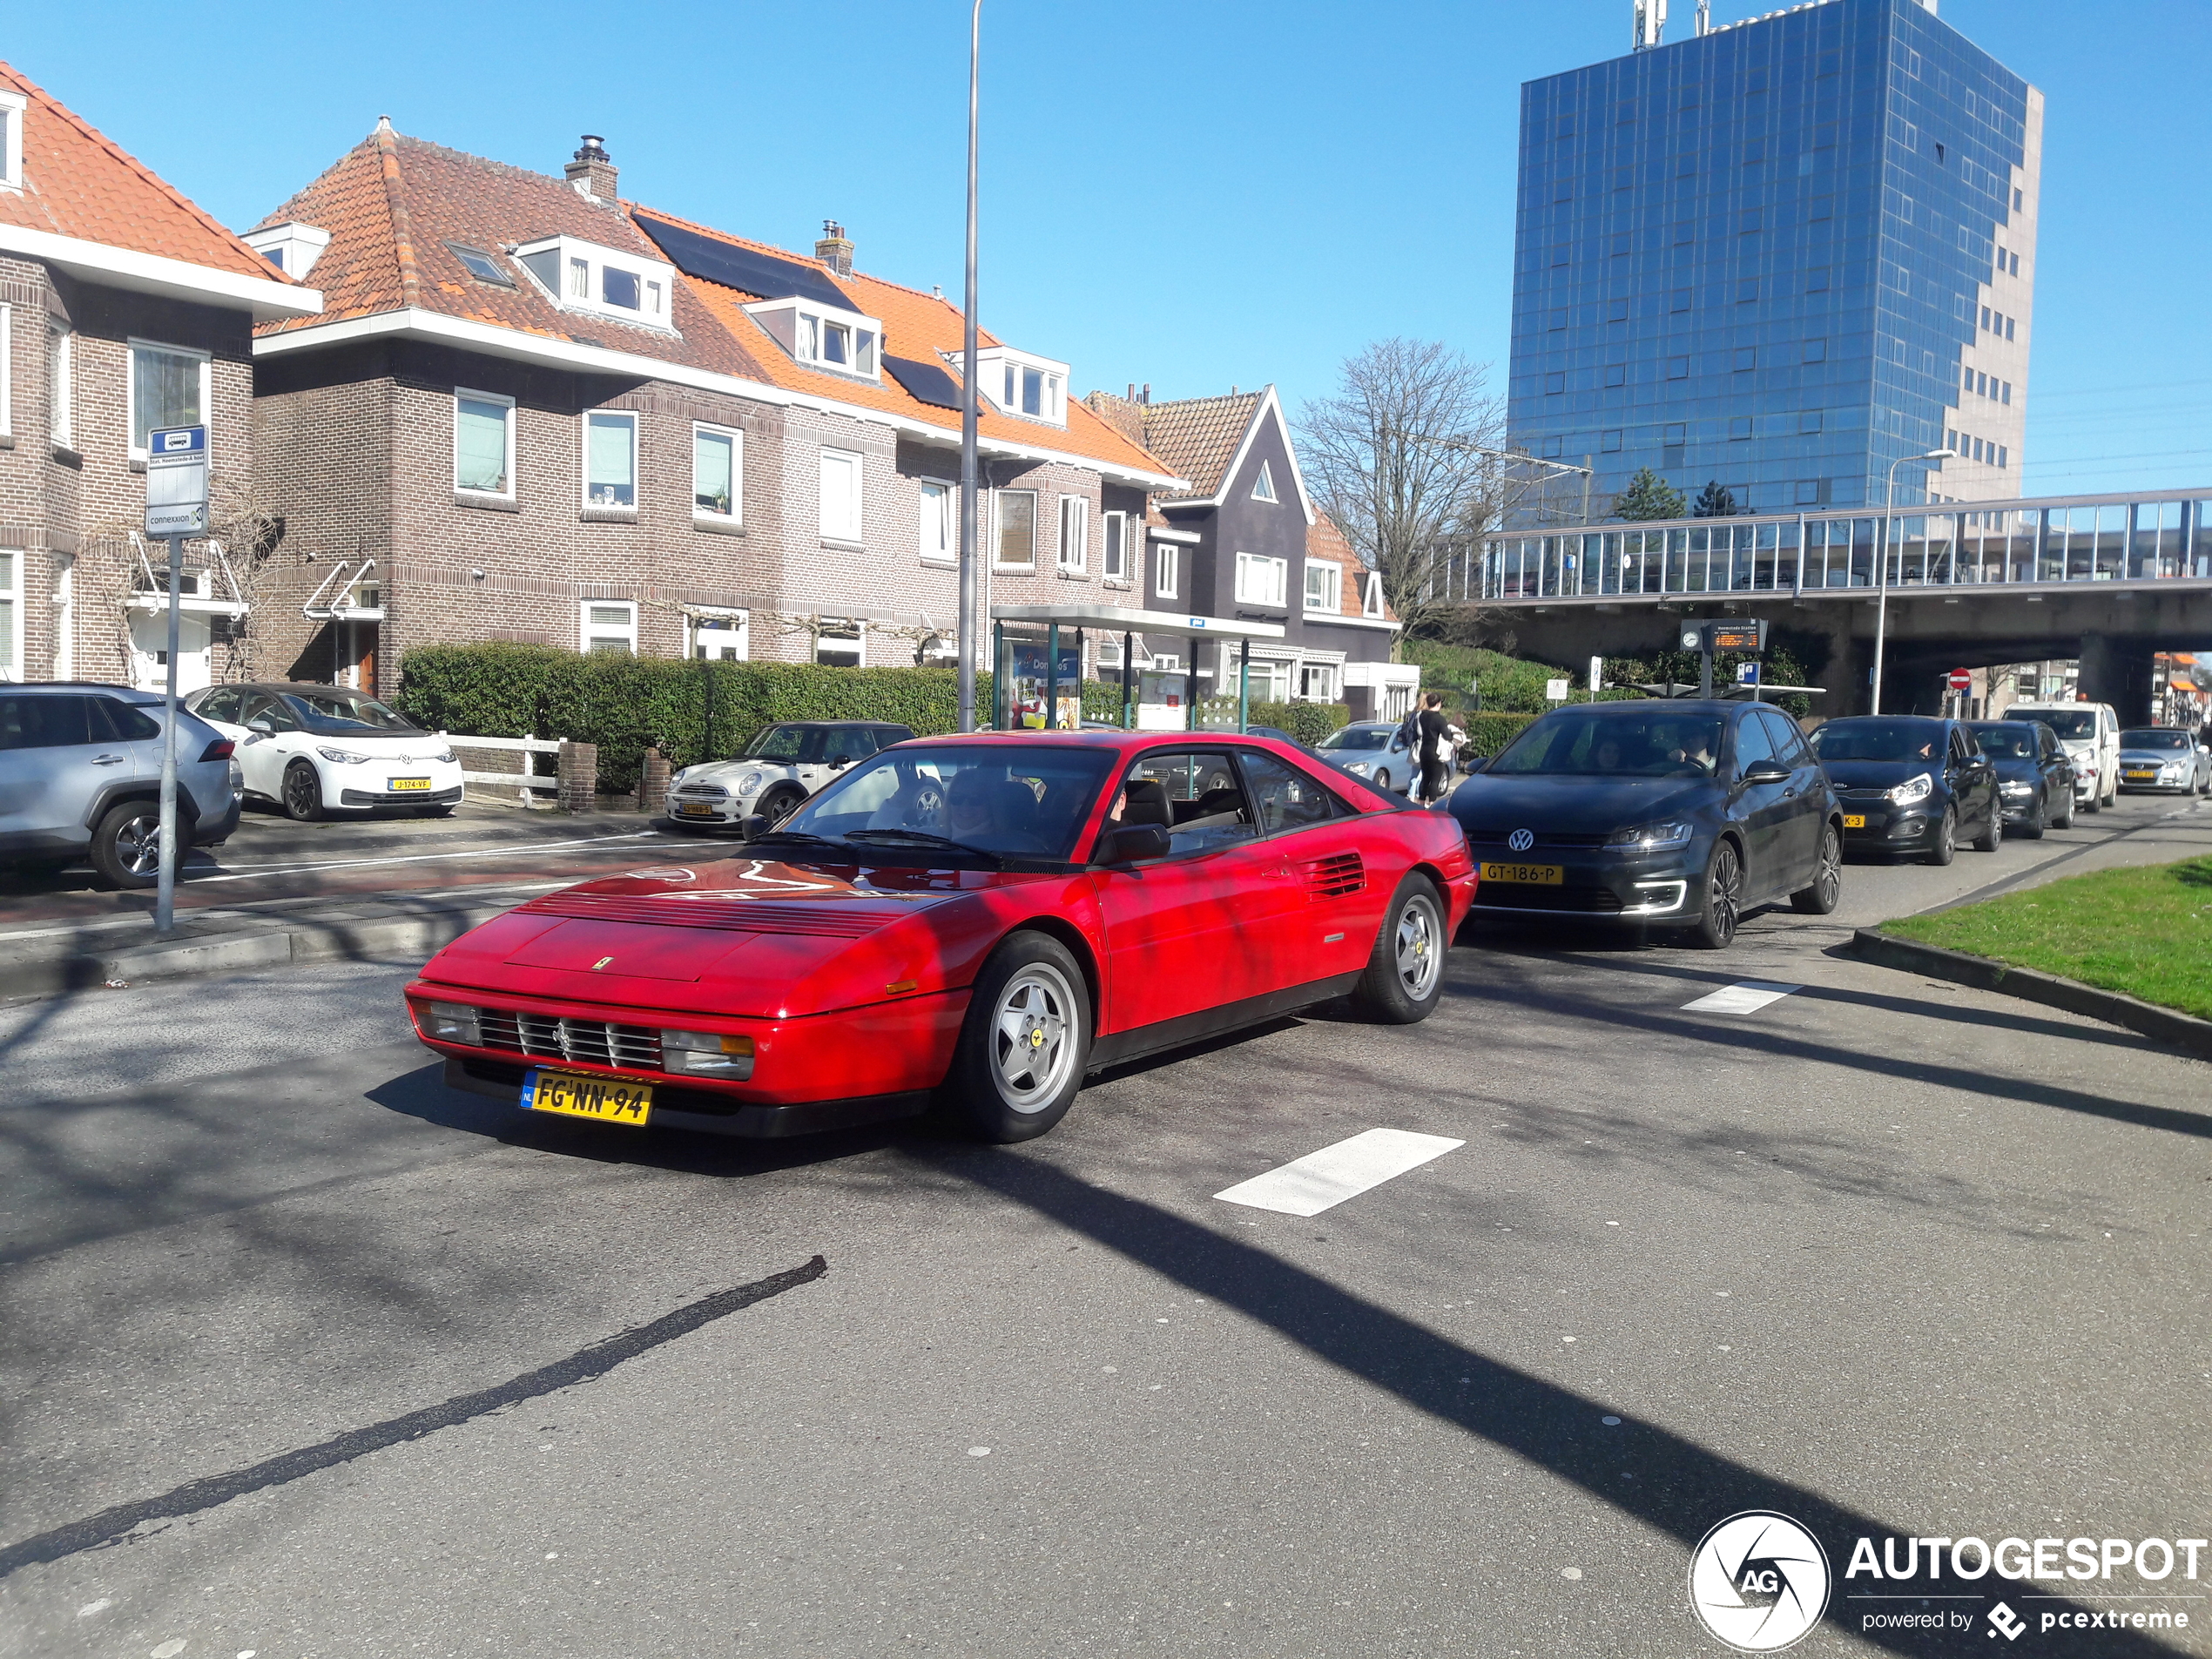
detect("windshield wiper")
(745, 828), (848, 849)
(844, 829), (1003, 864)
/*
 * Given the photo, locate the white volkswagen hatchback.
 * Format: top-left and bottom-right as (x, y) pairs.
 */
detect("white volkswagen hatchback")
(185, 683), (463, 820)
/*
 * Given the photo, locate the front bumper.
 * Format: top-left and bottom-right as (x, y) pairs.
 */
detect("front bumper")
(326, 759), (467, 811)
(664, 792), (759, 826)
(2117, 771), (2195, 793)
(1465, 844), (1701, 921)
(340, 783), (464, 808)
(1837, 800), (1941, 849)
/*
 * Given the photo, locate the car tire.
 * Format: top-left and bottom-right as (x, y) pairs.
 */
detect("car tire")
(2053, 790), (2075, 829)
(1973, 799), (2003, 853)
(1925, 805), (1957, 866)
(2080, 787), (2100, 814)
(281, 760), (325, 822)
(1374, 770), (1391, 793)
(1684, 838), (1743, 949)
(2018, 792), (2047, 840)
(90, 799), (181, 890)
(1791, 823), (1844, 914)
(941, 931), (1090, 1143)
(1353, 875), (1448, 1023)
(756, 785), (806, 826)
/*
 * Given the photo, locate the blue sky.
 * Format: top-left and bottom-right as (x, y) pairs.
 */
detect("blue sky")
(11, 1), (2205, 496)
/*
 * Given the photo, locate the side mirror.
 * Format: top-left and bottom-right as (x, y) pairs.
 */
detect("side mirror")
(247, 718), (273, 735)
(1740, 759), (1791, 785)
(830, 754), (854, 769)
(1462, 754), (1490, 774)
(738, 813), (772, 842)
(1096, 823), (1170, 866)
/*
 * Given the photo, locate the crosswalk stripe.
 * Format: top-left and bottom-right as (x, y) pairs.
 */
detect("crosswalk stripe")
(1682, 981), (1801, 1015)
(1214, 1128), (1465, 1217)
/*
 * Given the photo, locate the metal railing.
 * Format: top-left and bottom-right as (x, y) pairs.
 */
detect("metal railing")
(1464, 488), (2212, 604)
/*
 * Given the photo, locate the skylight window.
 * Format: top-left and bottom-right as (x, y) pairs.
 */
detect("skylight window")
(0, 91), (24, 193)
(447, 243), (514, 287)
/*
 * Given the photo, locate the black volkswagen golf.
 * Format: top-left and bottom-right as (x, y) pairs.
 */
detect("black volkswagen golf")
(1449, 700), (1843, 948)
(1807, 716), (2002, 864)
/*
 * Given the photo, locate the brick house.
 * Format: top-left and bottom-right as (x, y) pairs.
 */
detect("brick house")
(1083, 385), (1417, 721)
(0, 61), (319, 689)
(246, 127), (1180, 694)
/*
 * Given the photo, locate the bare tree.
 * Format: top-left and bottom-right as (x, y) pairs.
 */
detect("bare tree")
(1296, 338), (1518, 637)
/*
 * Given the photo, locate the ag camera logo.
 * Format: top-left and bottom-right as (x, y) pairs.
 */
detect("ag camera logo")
(1689, 1511), (1832, 1651)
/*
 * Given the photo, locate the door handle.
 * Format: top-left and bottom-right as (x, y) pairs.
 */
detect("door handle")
(92, 753), (127, 765)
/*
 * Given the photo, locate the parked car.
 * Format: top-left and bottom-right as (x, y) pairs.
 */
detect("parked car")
(1809, 716), (2002, 863)
(0, 682), (241, 887)
(187, 684), (462, 821)
(1317, 721), (1416, 794)
(1244, 725), (1323, 757)
(2116, 727), (2212, 796)
(1966, 719), (2076, 837)
(411, 732), (1475, 1143)
(1447, 699), (1841, 948)
(2005, 702), (2121, 813)
(664, 721), (917, 833)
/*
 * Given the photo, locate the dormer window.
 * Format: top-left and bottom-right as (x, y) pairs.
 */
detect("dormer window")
(955, 347), (1072, 428)
(242, 221), (332, 280)
(745, 298), (883, 381)
(0, 91), (25, 192)
(1362, 572), (1386, 619)
(514, 235), (678, 334)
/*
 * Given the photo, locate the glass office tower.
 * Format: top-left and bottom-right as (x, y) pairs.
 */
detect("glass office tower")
(1505, 0), (2040, 523)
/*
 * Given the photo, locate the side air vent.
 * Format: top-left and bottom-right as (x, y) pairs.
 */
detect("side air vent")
(1305, 852), (1366, 900)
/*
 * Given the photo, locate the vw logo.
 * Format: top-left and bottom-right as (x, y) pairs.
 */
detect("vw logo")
(1507, 828), (1535, 853)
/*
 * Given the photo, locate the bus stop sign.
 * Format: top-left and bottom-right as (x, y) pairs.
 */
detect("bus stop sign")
(145, 425), (208, 536)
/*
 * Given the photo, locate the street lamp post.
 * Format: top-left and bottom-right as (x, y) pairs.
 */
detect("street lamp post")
(955, 0), (982, 732)
(1872, 447), (1954, 715)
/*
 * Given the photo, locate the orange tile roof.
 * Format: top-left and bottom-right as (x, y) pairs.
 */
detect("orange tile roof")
(1137, 391), (1264, 502)
(0, 60), (298, 283)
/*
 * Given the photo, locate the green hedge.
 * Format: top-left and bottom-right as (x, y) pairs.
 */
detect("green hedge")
(1458, 712), (1540, 757)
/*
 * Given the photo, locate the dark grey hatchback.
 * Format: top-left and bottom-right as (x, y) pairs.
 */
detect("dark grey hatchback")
(1808, 716), (2002, 865)
(1448, 700), (1843, 948)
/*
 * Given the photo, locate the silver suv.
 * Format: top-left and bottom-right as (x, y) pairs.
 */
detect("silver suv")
(0, 683), (242, 887)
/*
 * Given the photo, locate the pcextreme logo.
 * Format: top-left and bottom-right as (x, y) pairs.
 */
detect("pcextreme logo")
(1689, 1511), (1832, 1652)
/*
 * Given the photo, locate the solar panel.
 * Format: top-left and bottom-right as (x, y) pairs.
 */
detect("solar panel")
(632, 213), (853, 310)
(883, 354), (966, 412)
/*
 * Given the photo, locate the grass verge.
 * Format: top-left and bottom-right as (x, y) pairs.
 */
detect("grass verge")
(1881, 856), (2212, 1021)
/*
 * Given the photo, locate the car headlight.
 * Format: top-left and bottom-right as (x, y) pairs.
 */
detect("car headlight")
(2000, 779), (2032, 794)
(1607, 820), (1694, 852)
(318, 745), (370, 765)
(417, 1001), (481, 1045)
(662, 1028), (755, 1078)
(1887, 772), (1933, 806)
(433, 748), (457, 765)
(1344, 759), (1373, 776)
(737, 771), (765, 795)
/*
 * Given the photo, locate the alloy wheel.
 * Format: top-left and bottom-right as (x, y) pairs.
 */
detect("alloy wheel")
(1813, 830), (1841, 907)
(990, 963), (1079, 1113)
(284, 765), (319, 819)
(1393, 892), (1444, 1001)
(1707, 843), (1742, 945)
(115, 813), (164, 877)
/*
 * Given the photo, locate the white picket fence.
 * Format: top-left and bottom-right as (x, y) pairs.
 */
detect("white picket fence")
(438, 732), (563, 806)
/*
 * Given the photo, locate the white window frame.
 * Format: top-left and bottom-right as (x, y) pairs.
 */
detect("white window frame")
(819, 446), (864, 543)
(0, 91), (24, 193)
(582, 408), (639, 511)
(1154, 541), (1178, 599)
(1362, 572), (1386, 618)
(452, 387), (516, 499)
(1251, 460), (1278, 502)
(1057, 495), (1089, 574)
(1297, 660), (1340, 702)
(0, 549), (19, 683)
(125, 339), (213, 462)
(1235, 551), (1289, 607)
(512, 234), (678, 333)
(961, 346), (1071, 428)
(48, 324), (71, 447)
(691, 421), (742, 523)
(1102, 509), (1129, 582)
(995, 489), (1038, 570)
(580, 599), (638, 654)
(815, 616), (865, 667)
(1304, 558), (1342, 613)
(918, 476), (956, 566)
(0, 306), (10, 437)
(685, 610), (750, 660)
(742, 298), (883, 381)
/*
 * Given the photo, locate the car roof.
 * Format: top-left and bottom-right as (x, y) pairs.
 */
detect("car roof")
(757, 718), (911, 729)
(5, 679), (147, 696)
(902, 729), (1298, 754)
(1545, 698), (1742, 716)
(1821, 713), (1946, 725)
(212, 682), (378, 698)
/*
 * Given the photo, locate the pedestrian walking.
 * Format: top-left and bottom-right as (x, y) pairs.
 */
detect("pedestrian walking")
(1417, 691), (1453, 806)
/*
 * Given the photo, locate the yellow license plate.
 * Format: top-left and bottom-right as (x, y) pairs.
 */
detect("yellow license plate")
(674, 802), (721, 818)
(389, 778), (432, 791)
(2124, 771), (2155, 780)
(1480, 860), (1563, 885)
(523, 1069), (652, 1126)
(1843, 814), (1867, 829)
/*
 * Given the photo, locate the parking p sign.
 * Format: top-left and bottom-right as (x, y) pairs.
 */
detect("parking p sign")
(145, 425), (208, 536)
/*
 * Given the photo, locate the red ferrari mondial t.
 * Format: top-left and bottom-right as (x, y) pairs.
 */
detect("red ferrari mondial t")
(408, 732), (1476, 1143)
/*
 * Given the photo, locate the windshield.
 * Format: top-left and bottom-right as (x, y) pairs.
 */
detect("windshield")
(773, 745), (1117, 860)
(1808, 719), (1946, 763)
(2016, 709), (2098, 740)
(2121, 729), (2190, 750)
(736, 725), (864, 765)
(1321, 727), (1390, 752)
(1972, 725), (2039, 759)
(1488, 710), (1728, 778)
(280, 691), (420, 735)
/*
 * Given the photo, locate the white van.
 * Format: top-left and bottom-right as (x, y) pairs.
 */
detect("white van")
(2006, 702), (2120, 812)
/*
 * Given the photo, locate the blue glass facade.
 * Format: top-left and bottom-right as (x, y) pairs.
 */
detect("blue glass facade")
(1506, 0), (2038, 522)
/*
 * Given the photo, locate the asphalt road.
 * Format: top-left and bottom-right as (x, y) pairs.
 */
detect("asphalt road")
(0, 793), (2207, 1657)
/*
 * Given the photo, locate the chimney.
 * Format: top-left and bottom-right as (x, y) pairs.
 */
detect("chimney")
(1126, 383), (1136, 400)
(564, 135), (619, 201)
(1141, 383), (1150, 404)
(816, 220), (853, 279)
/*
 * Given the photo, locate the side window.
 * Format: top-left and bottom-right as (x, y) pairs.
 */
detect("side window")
(1760, 709), (1811, 766)
(0, 694), (91, 749)
(1119, 751), (1254, 854)
(1951, 727), (1974, 765)
(839, 728), (879, 761)
(91, 698), (162, 741)
(1238, 751), (1348, 833)
(1731, 712), (1777, 772)
(246, 694), (299, 732)
(197, 688), (239, 725)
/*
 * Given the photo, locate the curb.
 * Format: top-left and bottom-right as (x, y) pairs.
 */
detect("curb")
(3, 904), (513, 1001)
(1846, 927), (2212, 1062)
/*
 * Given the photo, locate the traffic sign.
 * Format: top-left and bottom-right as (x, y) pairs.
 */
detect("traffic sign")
(1737, 660), (1762, 685)
(145, 425), (208, 536)
(1947, 667), (1973, 691)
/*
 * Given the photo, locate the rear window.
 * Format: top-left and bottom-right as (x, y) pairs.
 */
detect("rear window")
(1971, 725), (2038, 759)
(2014, 709), (2098, 740)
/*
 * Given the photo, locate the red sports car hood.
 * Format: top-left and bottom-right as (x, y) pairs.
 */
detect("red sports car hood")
(419, 855), (1042, 1018)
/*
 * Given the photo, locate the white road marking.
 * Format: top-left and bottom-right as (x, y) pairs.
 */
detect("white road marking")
(1682, 980), (1801, 1015)
(1214, 1127), (1465, 1217)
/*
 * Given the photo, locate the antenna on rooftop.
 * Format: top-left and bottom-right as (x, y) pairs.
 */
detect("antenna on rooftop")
(1632, 0), (1668, 50)
(1696, 1), (1710, 34)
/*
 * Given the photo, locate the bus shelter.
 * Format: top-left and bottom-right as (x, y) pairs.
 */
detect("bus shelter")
(988, 603), (1288, 732)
